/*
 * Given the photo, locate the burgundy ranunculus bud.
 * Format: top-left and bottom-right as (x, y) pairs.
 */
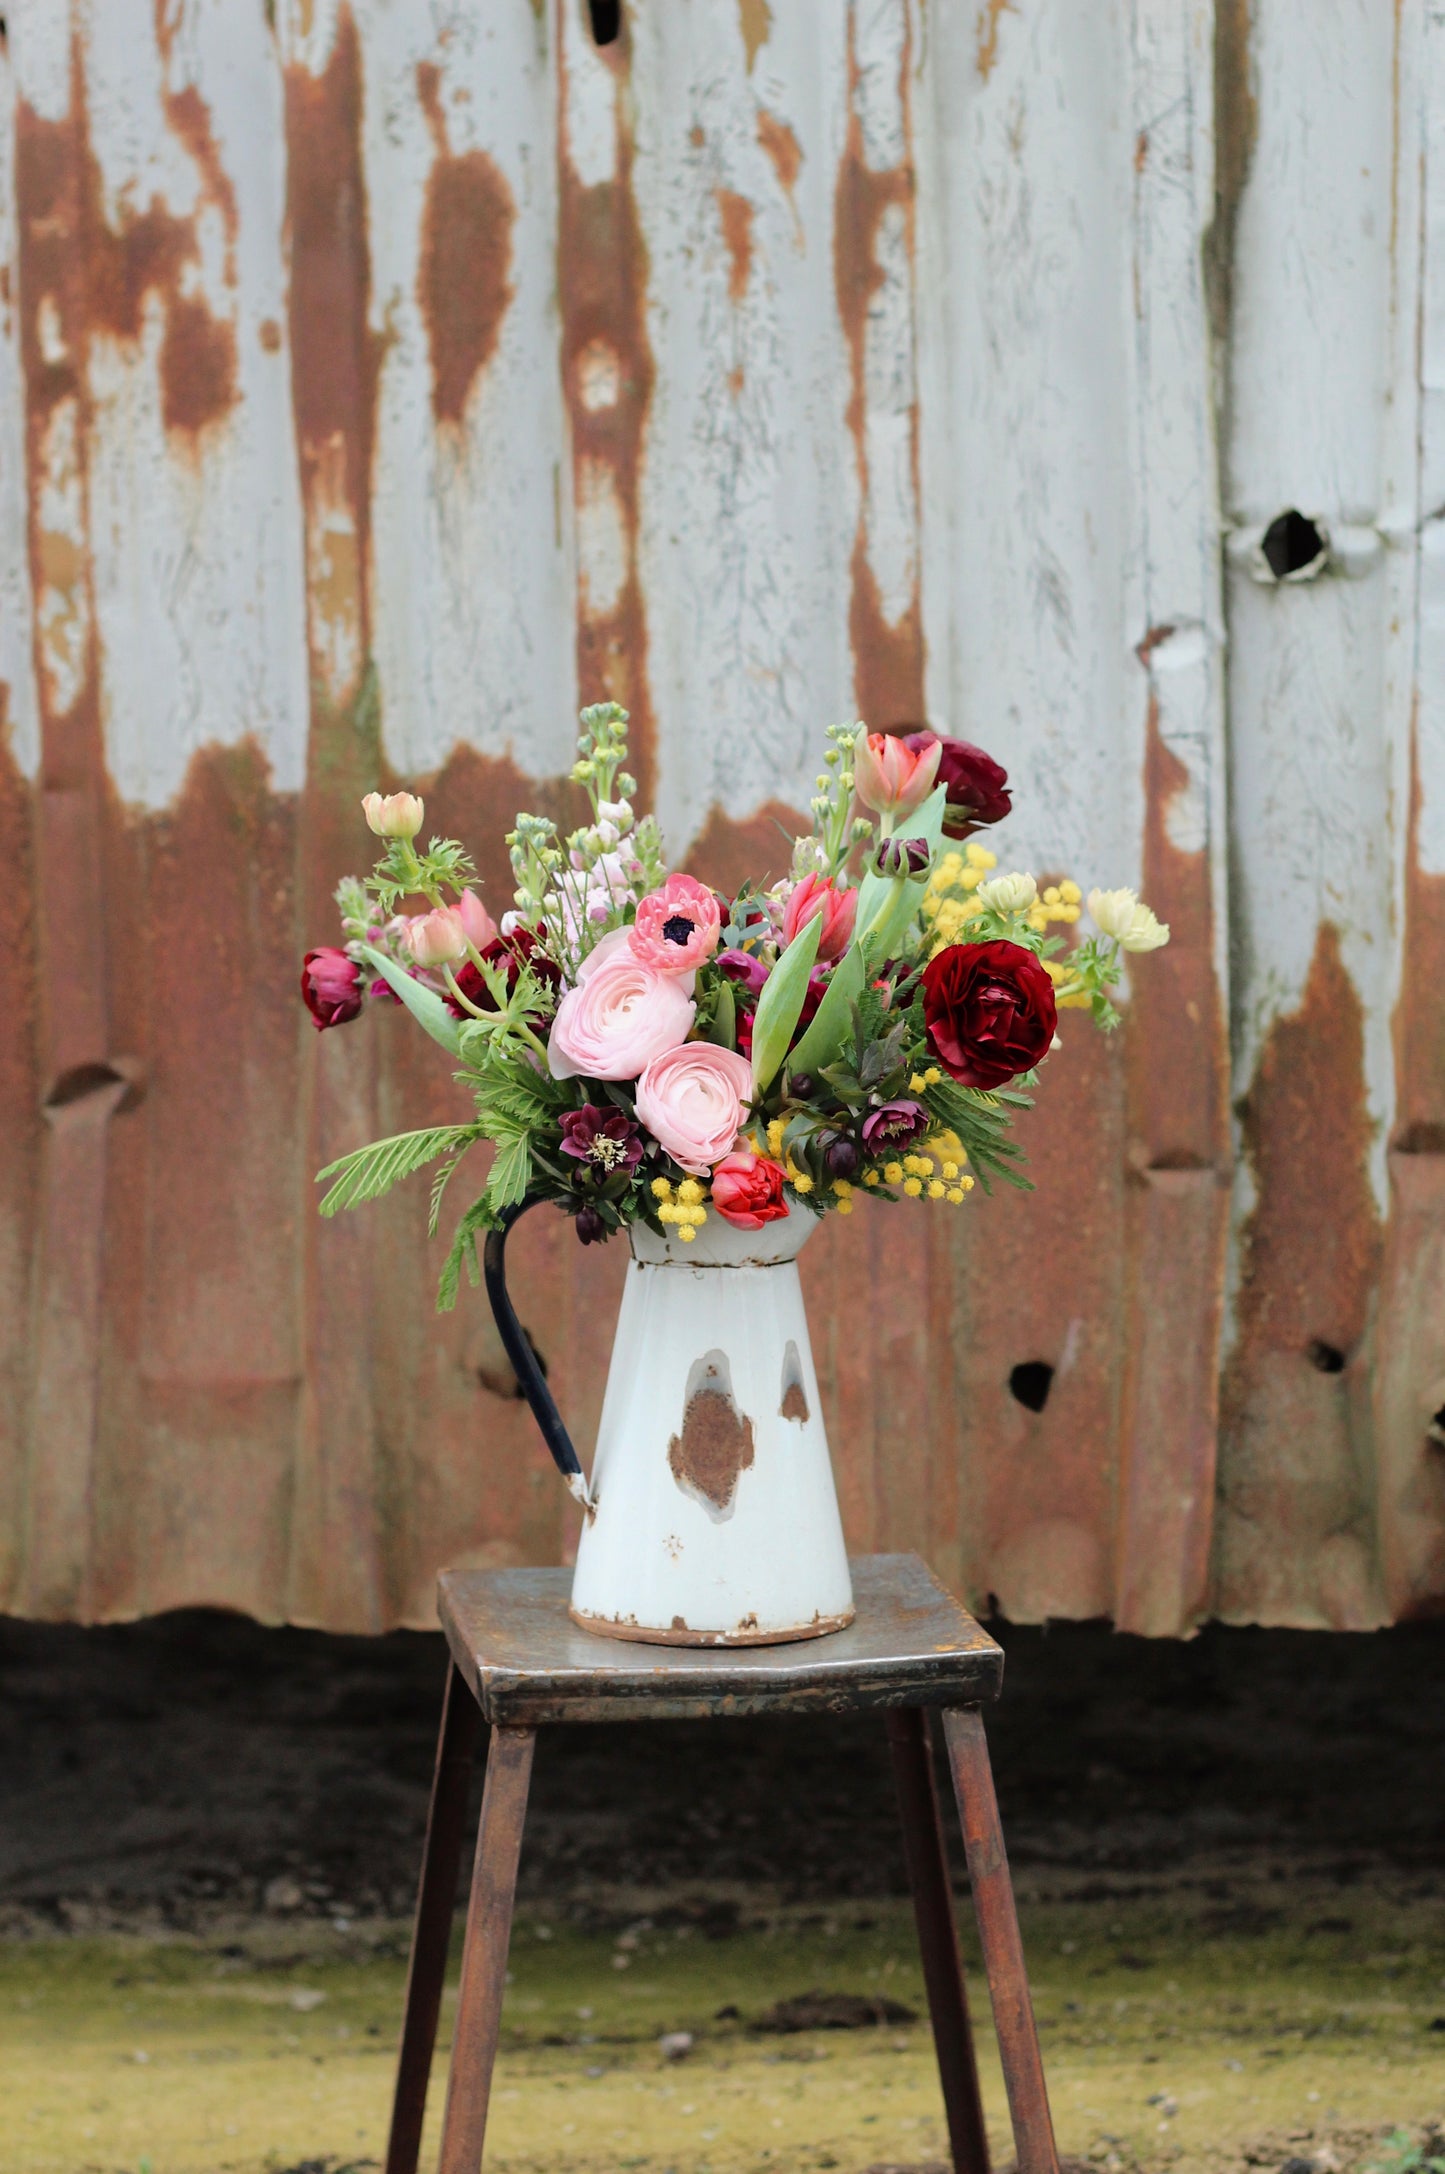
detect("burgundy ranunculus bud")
(574, 1205), (607, 1245)
(861, 1099), (931, 1151)
(873, 834), (932, 879)
(824, 1135), (860, 1180)
(900, 730), (1011, 840)
(301, 948), (364, 1031)
(921, 939), (1056, 1089)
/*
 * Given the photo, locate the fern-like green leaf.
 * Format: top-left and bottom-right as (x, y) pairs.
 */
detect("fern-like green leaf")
(438, 1195), (493, 1312)
(485, 1132), (532, 1213)
(316, 1124), (480, 1217)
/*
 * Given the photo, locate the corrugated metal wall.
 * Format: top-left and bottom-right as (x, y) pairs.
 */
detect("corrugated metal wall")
(1, 0), (1442, 1635)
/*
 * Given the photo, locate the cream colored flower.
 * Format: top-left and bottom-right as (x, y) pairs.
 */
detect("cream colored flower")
(1087, 886), (1170, 951)
(362, 790), (424, 839)
(976, 870), (1037, 914)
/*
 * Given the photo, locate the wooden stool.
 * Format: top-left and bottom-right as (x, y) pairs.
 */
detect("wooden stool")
(384, 1553), (1059, 2174)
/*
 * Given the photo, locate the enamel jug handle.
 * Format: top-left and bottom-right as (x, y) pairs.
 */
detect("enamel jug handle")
(483, 1201), (593, 1511)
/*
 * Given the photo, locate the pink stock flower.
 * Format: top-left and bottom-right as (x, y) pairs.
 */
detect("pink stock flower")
(634, 1043), (753, 1174)
(548, 948), (695, 1081)
(629, 873), (721, 973)
(782, 873), (857, 962)
(404, 906), (468, 967)
(455, 888), (498, 953)
(710, 1149), (790, 1229)
(852, 731), (942, 819)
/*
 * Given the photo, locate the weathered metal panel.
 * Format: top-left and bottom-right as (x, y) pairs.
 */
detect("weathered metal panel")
(0, 0), (1442, 1632)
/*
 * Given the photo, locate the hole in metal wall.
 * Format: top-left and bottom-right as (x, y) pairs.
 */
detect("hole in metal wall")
(44, 1061), (142, 1114)
(587, 0), (621, 44)
(1306, 1339), (1347, 1375)
(1009, 1360), (1054, 1414)
(1428, 1404), (1445, 1450)
(1261, 508), (1328, 582)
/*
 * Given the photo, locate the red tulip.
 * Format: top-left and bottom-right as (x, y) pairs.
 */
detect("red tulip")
(782, 874), (858, 962)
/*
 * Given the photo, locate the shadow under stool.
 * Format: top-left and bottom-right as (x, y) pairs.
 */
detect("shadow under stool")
(384, 1552), (1060, 2174)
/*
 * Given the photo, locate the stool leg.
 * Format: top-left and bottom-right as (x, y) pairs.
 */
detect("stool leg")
(386, 1660), (482, 2174)
(436, 1724), (536, 2174)
(942, 1706), (1059, 2174)
(886, 1708), (991, 2174)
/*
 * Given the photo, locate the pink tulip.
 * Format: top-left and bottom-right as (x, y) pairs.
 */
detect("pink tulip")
(548, 950), (695, 1082)
(852, 731), (942, 819)
(782, 873), (858, 962)
(455, 887), (498, 954)
(629, 873), (721, 973)
(634, 1043), (753, 1174)
(404, 906), (468, 967)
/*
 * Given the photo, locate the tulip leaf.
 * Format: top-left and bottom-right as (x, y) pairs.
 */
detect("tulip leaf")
(361, 943), (461, 1055)
(749, 912), (822, 1093)
(786, 941), (868, 1078)
(853, 784), (949, 949)
(703, 976), (737, 1050)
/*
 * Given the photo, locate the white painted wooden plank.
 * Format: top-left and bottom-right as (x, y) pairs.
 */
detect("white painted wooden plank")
(0, 30), (40, 780)
(1415, 1), (1445, 880)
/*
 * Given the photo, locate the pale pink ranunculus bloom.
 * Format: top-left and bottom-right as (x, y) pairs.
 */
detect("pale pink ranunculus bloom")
(455, 888), (498, 954)
(405, 906), (468, 967)
(634, 1043), (753, 1174)
(852, 731), (941, 819)
(629, 873), (721, 974)
(548, 950), (695, 1082)
(361, 790), (424, 839)
(781, 873), (858, 962)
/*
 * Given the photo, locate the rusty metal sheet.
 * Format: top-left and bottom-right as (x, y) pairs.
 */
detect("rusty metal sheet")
(0, 0), (1442, 1633)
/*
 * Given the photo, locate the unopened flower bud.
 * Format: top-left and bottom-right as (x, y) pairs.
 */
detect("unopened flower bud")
(825, 1135), (860, 1180)
(574, 1205), (607, 1245)
(361, 790), (424, 839)
(873, 835), (932, 879)
(404, 906), (468, 967)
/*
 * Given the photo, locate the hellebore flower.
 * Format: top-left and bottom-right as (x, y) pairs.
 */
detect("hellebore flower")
(301, 948), (364, 1031)
(630, 873), (722, 974)
(921, 939), (1057, 1089)
(852, 731), (942, 820)
(782, 873), (858, 962)
(710, 1149), (790, 1230)
(558, 1104), (645, 1173)
(361, 790), (424, 839)
(861, 1099), (932, 1151)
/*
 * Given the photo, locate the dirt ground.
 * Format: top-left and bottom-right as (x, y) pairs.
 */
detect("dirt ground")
(1, 1605), (1441, 2174)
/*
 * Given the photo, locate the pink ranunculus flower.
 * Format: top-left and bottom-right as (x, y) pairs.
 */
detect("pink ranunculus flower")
(455, 888), (498, 954)
(548, 949), (695, 1082)
(634, 1043), (753, 1174)
(405, 905), (469, 967)
(852, 730), (942, 819)
(782, 873), (858, 962)
(629, 872), (721, 974)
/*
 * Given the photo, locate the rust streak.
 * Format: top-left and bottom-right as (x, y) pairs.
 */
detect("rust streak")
(737, 0), (772, 74)
(557, 9), (658, 809)
(975, 0), (1016, 83)
(416, 62), (516, 428)
(756, 108), (801, 204)
(715, 187), (754, 305)
(834, 14), (923, 729)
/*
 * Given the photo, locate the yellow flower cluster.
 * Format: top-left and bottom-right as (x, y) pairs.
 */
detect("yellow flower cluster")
(1025, 879), (1083, 935)
(650, 1173), (707, 1240)
(866, 1134), (974, 1206)
(921, 843), (997, 952)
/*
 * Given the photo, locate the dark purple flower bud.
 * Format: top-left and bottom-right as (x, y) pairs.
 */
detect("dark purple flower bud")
(301, 948), (364, 1030)
(788, 1074), (815, 1101)
(824, 1135), (860, 1180)
(574, 1205), (607, 1245)
(873, 834), (932, 879)
(860, 1098), (931, 1150)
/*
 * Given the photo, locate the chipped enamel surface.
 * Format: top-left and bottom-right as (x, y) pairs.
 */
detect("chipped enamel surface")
(0, 2), (1442, 1631)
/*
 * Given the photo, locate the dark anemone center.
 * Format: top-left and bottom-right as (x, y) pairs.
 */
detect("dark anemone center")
(662, 914), (695, 946)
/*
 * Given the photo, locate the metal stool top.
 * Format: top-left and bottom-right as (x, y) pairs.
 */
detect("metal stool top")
(438, 1553), (1002, 1727)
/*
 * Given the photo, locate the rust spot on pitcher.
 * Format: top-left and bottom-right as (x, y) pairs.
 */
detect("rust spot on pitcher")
(669, 1353), (756, 1513)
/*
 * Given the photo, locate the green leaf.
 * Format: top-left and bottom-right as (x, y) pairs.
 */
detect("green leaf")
(316, 1124), (479, 1217)
(484, 1132), (532, 1213)
(438, 1196), (492, 1312)
(786, 942), (867, 1077)
(749, 912), (823, 1093)
(360, 944), (461, 1055)
(703, 977), (736, 1050)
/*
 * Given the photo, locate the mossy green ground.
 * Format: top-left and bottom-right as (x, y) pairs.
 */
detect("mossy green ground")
(5, 1877), (1443, 2174)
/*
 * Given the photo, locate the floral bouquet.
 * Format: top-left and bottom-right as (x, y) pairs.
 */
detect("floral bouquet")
(302, 704), (1167, 1303)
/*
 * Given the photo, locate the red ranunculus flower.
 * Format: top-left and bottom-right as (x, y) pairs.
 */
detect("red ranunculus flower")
(710, 1149), (790, 1230)
(900, 730), (1011, 839)
(301, 948), (364, 1030)
(920, 939), (1056, 1089)
(446, 928), (559, 1019)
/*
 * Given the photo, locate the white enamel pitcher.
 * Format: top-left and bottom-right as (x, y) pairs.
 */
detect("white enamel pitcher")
(484, 1202), (854, 1645)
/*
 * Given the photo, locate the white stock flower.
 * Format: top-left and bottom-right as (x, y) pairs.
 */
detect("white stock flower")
(976, 870), (1037, 914)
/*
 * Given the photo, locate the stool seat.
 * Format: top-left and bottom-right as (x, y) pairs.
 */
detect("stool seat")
(388, 1552), (1058, 2174)
(439, 1554), (1003, 1725)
